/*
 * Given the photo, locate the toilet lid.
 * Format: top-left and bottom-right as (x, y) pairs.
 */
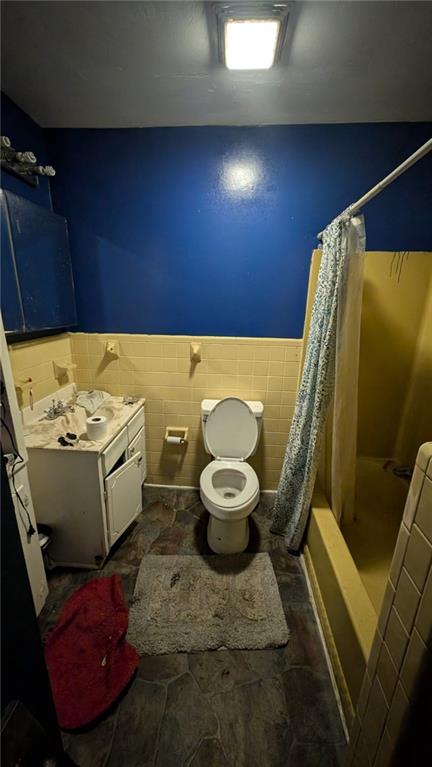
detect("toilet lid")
(205, 397), (258, 460)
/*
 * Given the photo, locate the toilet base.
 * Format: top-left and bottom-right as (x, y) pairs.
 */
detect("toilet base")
(207, 514), (250, 554)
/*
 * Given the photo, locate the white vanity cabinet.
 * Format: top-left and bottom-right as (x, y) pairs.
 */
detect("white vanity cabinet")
(27, 402), (147, 569)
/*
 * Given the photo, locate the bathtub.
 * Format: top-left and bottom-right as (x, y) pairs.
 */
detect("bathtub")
(304, 460), (409, 728)
(304, 487), (376, 728)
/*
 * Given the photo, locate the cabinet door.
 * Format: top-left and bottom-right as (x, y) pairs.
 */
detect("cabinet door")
(0, 190), (25, 333)
(5, 191), (77, 332)
(105, 453), (142, 545)
(127, 427), (147, 484)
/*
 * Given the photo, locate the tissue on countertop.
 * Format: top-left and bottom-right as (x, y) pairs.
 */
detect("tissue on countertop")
(76, 390), (110, 415)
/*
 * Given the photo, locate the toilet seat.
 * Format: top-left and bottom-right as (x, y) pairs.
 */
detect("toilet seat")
(200, 459), (259, 520)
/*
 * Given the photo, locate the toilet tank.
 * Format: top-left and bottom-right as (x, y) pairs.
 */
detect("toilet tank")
(201, 398), (264, 457)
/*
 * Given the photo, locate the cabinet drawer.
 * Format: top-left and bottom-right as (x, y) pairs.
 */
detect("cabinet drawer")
(127, 407), (144, 442)
(102, 427), (128, 476)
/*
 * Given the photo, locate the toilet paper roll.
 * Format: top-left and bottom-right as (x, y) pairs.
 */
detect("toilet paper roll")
(86, 415), (107, 440)
(166, 435), (184, 445)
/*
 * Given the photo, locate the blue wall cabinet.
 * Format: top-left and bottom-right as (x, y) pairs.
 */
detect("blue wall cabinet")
(1, 190), (77, 334)
(1, 190), (25, 333)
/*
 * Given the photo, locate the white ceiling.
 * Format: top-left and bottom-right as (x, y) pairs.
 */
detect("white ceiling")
(2, 1), (432, 128)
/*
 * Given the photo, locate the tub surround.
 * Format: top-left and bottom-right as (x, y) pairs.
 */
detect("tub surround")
(395, 282), (432, 467)
(342, 458), (409, 611)
(358, 250), (432, 463)
(306, 250), (432, 496)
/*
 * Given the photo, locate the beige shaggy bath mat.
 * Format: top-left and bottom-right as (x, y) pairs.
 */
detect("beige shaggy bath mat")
(127, 553), (289, 655)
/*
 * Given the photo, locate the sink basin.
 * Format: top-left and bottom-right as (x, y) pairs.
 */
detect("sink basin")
(25, 408), (88, 439)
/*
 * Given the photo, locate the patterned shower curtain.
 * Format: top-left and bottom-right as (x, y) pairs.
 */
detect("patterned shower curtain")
(271, 214), (366, 552)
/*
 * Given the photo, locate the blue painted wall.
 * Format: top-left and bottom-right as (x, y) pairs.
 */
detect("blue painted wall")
(49, 123), (432, 338)
(1, 93), (52, 209)
(2, 94), (431, 338)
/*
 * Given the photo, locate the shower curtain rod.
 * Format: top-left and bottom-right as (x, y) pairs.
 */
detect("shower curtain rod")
(318, 137), (432, 236)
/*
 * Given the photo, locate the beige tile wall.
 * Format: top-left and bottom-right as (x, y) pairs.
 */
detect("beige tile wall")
(8, 333), (74, 407)
(346, 442), (432, 767)
(70, 333), (302, 489)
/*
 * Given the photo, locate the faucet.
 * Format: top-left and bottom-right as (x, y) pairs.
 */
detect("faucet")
(44, 399), (74, 420)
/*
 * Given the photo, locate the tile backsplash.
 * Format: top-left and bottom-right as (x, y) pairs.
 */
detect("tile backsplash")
(8, 333), (74, 407)
(70, 333), (302, 489)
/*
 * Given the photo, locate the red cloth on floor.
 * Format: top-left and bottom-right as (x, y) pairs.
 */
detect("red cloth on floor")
(44, 574), (138, 730)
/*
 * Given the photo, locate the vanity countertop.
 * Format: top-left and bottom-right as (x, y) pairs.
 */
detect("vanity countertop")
(23, 396), (145, 454)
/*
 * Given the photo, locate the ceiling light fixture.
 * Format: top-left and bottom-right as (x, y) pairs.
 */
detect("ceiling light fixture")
(225, 19), (280, 70)
(216, 3), (291, 71)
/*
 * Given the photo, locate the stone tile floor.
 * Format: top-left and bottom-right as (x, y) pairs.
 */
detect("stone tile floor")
(39, 488), (347, 767)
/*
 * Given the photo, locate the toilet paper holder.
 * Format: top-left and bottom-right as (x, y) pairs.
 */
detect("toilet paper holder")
(164, 426), (188, 445)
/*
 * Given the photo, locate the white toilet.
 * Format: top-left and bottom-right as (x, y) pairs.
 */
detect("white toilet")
(200, 397), (263, 554)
